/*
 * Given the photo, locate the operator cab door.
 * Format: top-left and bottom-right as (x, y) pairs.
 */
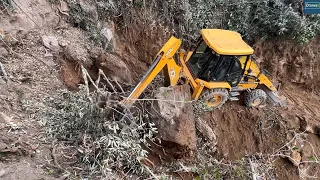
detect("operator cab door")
(197, 55), (243, 87)
(187, 40), (220, 80)
(186, 39), (246, 87)
(226, 58), (243, 87)
(212, 56), (244, 87)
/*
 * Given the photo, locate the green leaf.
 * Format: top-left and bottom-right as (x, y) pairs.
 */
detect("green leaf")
(308, 156), (316, 161)
(292, 146), (300, 151)
(213, 168), (221, 179)
(48, 169), (54, 175)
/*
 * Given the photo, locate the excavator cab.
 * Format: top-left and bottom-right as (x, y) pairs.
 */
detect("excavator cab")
(187, 39), (245, 87)
(124, 29), (286, 110)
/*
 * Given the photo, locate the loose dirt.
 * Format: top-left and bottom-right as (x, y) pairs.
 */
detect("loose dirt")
(198, 85), (320, 180)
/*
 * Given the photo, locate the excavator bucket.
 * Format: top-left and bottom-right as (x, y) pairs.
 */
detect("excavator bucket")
(260, 85), (286, 107)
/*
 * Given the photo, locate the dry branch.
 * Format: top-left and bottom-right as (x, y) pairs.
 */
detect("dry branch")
(0, 61), (7, 80)
(98, 69), (116, 92)
(51, 143), (63, 170)
(81, 65), (101, 93)
(248, 158), (257, 180)
(113, 78), (124, 93)
(274, 130), (307, 153)
(121, 97), (195, 103)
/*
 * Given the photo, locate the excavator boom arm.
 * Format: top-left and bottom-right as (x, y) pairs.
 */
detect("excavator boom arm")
(123, 36), (182, 104)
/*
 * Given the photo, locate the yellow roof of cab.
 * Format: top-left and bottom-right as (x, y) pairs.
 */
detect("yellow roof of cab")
(201, 29), (254, 55)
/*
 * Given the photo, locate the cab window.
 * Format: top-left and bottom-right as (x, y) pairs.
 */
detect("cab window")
(187, 40), (217, 78)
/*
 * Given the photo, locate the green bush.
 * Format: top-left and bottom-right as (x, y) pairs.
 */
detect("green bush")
(93, 0), (320, 43)
(223, 0), (320, 43)
(56, 0), (320, 44)
(41, 87), (157, 177)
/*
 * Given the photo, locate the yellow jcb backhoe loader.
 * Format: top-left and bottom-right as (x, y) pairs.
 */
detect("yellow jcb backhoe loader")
(123, 29), (285, 110)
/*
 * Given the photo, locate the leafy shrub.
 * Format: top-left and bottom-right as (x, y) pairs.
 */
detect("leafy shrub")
(223, 0), (320, 43)
(0, 0), (12, 10)
(41, 87), (157, 177)
(81, 0), (320, 44)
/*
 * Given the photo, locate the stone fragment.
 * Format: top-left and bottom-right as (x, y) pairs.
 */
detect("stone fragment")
(42, 36), (60, 52)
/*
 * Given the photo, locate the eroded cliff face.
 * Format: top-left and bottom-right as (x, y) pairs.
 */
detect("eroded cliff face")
(254, 37), (320, 92)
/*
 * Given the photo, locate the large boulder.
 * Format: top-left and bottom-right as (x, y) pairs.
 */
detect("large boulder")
(96, 53), (132, 84)
(150, 85), (197, 158)
(64, 44), (92, 67)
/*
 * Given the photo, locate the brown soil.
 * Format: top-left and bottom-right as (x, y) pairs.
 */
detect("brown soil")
(198, 84), (320, 180)
(60, 59), (81, 90)
(255, 37), (320, 94)
(0, 160), (56, 180)
(274, 158), (300, 180)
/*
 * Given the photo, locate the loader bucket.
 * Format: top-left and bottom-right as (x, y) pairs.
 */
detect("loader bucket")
(260, 85), (286, 107)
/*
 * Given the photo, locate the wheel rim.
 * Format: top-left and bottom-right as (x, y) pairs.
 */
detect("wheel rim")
(206, 94), (222, 107)
(252, 97), (263, 107)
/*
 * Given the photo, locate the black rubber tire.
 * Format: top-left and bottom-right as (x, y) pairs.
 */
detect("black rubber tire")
(244, 89), (267, 107)
(200, 88), (229, 111)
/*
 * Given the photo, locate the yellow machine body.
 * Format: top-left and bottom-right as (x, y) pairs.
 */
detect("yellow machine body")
(124, 29), (284, 107)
